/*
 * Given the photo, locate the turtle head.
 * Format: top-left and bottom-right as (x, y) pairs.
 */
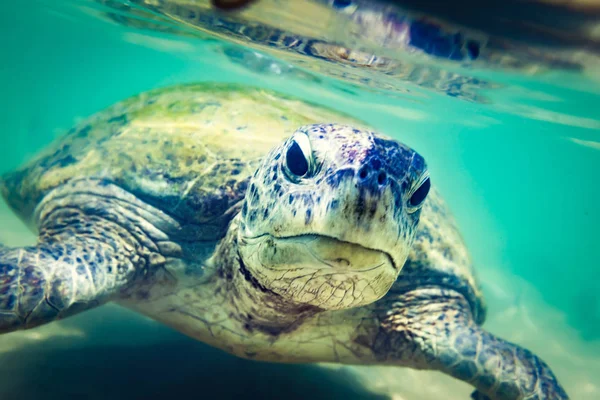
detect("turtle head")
(238, 124), (430, 310)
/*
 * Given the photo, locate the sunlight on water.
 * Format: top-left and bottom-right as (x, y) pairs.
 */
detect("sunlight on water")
(0, 0), (599, 399)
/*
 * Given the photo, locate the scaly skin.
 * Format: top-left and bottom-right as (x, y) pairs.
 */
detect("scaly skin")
(0, 178), (182, 331)
(0, 84), (567, 399)
(363, 288), (569, 400)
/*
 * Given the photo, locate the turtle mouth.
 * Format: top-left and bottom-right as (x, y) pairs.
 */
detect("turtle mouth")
(239, 232), (400, 309)
(242, 232), (398, 272)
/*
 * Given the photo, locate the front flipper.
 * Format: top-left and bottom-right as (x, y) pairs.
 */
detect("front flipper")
(366, 288), (568, 400)
(0, 209), (144, 333)
(0, 178), (184, 333)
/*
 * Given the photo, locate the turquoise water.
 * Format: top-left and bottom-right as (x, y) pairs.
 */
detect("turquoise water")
(0, 1), (599, 399)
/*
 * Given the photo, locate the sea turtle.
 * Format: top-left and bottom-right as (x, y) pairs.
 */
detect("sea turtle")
(0, 83), (567, 400)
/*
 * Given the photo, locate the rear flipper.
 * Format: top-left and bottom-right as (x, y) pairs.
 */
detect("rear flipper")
(370, 288), (569, 400)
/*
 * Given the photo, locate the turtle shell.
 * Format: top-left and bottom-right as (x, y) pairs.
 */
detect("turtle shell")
(0, 82), (364, 240)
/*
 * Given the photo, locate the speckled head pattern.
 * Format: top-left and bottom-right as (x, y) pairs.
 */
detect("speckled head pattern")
(238, 123), (430, 310)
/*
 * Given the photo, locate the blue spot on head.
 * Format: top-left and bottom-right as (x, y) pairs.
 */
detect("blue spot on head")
(370, 158), (381, 170)
(328, 199), (339, 211)
(326, 168), (355, 188)
(411, 153), (426, 172)
(305, 209), (312, 224)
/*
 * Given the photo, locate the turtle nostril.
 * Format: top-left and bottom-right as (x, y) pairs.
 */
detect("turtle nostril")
(377, 171), (387, 185)
(358, 167), (369, 180)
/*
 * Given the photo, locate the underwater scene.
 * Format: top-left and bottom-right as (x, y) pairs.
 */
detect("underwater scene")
(0, 1), (599, 399)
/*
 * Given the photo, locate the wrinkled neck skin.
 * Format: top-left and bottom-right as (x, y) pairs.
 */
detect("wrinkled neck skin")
(120, 214), (354, 360)
(207, 216), (324, 334)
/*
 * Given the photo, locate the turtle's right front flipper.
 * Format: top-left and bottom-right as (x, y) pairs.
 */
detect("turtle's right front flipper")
(0, 180), (181, 334)
(0, 215), (140, 333)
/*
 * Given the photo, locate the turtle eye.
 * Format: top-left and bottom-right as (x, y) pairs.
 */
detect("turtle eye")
(284, 133), (313, 179)
(286, 141), (309, 176)
(408, 177), (430, 209)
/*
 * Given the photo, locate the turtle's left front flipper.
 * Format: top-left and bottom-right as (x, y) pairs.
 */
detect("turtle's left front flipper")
(367, 288), (569, 400)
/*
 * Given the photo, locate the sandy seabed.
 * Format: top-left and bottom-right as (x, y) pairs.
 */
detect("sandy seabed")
(0, 199), (598, 400)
